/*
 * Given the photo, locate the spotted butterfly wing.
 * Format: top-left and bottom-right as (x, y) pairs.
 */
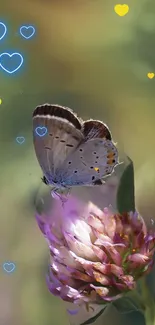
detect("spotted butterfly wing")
(33, 104), (84, 185)
(54, 138), (118, 186)
(33, 104), (118, 187)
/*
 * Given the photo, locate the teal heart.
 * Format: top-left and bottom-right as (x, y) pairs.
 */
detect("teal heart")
(16, 136), (25, 144)
(3, 262), (16, 273)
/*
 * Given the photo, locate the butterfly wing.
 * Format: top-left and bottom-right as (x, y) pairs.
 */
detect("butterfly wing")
(56, 138), (119, 186)
(82, 119), (112, 141)
(33, 104), (84, 185)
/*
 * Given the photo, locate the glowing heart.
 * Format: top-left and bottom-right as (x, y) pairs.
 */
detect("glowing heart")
(19, 25), (36, 39)
(0, 22), (7, 41)
(147, 72), (154, 79)
(0, 52), (24, 74)
(16, 136), (25, 144)
(35, 126), (48, 137)
(114, 4), (129, 16)
(3, 262), (16, 273)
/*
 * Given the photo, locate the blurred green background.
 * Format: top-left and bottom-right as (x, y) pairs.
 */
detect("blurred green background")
(0, 0), (155, 324)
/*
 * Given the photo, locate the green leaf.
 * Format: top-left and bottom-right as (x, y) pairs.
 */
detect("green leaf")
(80, 307), (107, 325)
(116, 156), (135, 213)
(112, 296), (143, 315)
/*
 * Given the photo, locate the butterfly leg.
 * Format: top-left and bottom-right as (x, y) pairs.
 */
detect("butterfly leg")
(51, 187), (71, 207)
(92, 179), (105, 185)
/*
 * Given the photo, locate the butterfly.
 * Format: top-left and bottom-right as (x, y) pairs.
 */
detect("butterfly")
(33, 104), (119, 196)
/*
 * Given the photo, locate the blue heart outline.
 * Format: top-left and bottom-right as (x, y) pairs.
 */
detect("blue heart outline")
(0, 22), (7, 41)
(3, 262), (16, 273)
(35, 126), (48, 137)
(19, 25), (35, 39)
(0, 52), (24, 74)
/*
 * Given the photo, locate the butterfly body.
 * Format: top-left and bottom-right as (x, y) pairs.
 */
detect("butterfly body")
(33, 104), (119, 192)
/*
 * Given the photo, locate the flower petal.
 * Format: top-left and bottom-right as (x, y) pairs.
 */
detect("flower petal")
(92, 245), (108, 262)
(127, 253), (150, 264)
(50, 245), (83, 270)
(120, 275), (135, 290)
(67, 266), (94, 282)
(87, 215), (105, 233)
(93, 271), (112, 285)
(99, 242), (122, 265)
(102, 209), (117, 238)
(64, 232), (98, 261)
(90, 285), (109, 299)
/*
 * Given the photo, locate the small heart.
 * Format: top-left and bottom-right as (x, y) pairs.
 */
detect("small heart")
(0, 52), (24, 74)
(3, 262), (16, 273)
(19, 25), (36, 39)
(35, 126), (48, 137)
(0, 22), (7, 41)
(16, 136), (25, 144)
(147, 72), (154, 79)
(114, 4), (129, 16)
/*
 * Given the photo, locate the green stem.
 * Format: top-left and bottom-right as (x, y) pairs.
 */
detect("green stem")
(139, 278), (155, 325)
